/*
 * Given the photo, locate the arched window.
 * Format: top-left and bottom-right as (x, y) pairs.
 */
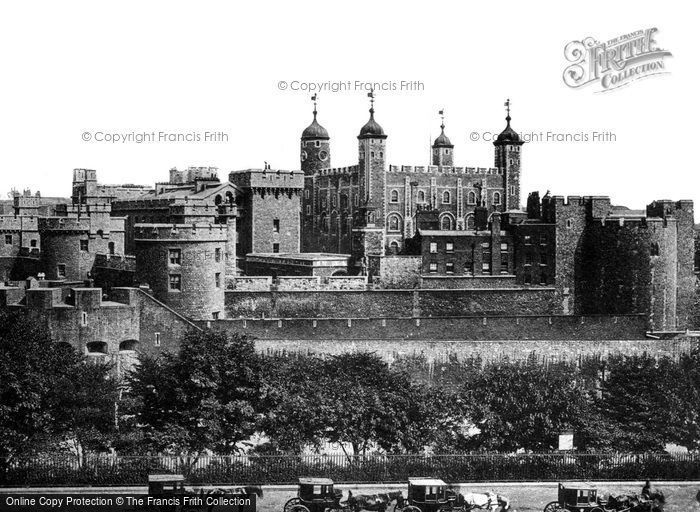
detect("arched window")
(417, 190), (426, 203)
(493, 192), (501, 205)
(389, 241), (400, 254)
(86, 341), (108, 355)
(442, 191), (451, 204)
(467, 191), (476, 205)
(440, 215), (453, 230)
(388, 215), (401, 232)
(320, 213), (327, 232)
(466, 215), (475, 230)
(390, 190), (399, 203)
(119, 340), (138, 352)
(108, 242), (115, 255)
(214, 194), (222, 205)
(226, 191), (235, 205)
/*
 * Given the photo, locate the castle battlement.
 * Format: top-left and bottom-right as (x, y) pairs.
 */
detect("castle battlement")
(229, 169), (304, 189)
(0, 216), (39, 231)
(318, 165), (360, 176)
(38, 217), (90, 232)
(388, 165), (503, 175)
(133, 222), (228, 241)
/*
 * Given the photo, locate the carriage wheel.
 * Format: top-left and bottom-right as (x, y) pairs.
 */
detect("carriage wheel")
(589, 508), (604, 512)
(290, 505), (310, 512)
(284, 498), (302, 512)
(543, 502), (564, 512)
(403, 506), (421, 512)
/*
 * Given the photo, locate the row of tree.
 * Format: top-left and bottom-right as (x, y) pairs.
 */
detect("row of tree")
(2, 309), (700, 462)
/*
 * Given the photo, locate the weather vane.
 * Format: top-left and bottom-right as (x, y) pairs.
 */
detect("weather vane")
(311, 94), (318, 116)
(367, 88), (375, 111)
(505, 98), (511, 117)
(439, 108), (445, 129)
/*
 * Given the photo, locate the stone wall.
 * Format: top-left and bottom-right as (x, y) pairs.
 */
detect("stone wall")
(225, 288), (559, 319)
(204, 314), (647, 342)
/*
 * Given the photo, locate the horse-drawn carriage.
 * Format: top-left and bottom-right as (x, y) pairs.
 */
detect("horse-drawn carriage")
(393, 478), (510, 512)
(543, 483), (664, 512)
(147, 474), (261, 512)
(283, 477), (351, 512)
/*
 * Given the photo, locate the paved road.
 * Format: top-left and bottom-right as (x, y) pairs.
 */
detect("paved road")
(4, 482), (700, 512)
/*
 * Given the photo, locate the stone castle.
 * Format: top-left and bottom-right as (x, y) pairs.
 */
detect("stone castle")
(0, 96), (698, 367)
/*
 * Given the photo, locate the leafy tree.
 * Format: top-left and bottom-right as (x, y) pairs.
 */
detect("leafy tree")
(126, 330), (262, 461)
(597, 353), (692, 451)
(261, 352), (427, 457)
(0, 310), (117, 465)
(462, 357), (597, 452)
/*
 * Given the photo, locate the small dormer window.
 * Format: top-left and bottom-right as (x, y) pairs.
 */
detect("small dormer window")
(315, 140), (320, 147)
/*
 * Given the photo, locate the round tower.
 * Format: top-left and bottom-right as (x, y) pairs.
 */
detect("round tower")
(432, 110), (454, 167)
(300, 94), (330, 175)
(134, 223), (227, 321)
(494, 99), (524, 211)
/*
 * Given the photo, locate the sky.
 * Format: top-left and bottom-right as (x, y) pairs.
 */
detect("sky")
(0, 1), (696, 215)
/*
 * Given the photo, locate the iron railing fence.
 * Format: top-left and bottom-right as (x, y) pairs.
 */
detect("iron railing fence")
(1, 452), (698, 487)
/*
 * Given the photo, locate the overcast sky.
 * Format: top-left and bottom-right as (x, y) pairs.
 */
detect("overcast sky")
(0, 1), (695, 215)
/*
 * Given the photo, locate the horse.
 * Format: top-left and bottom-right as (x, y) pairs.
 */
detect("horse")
(455, 491), (511, 512)
(347, 490), (401, 512)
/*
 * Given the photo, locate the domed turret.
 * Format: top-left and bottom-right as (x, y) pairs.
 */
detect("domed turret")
(301, 109), (329, 141)
(432, 110), (454, 166)
(494, 99), (523, 146)
(358, 91), (387, 139)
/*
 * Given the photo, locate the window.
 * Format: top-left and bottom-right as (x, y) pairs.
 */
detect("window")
(215, 248), (221, 262)
(154, 332), (161, 347)
(314, 140), (320, 147)
(306, 205), (311, 215)
(30, 239), (37, 247)
(4, 234), (12, 245)
(481, 241), (491, 249)
(524, 235), (532, 245)
(215, 272), (221, 288)
(493, 192), (501, 205)
(81, 311), (88, 327)
(169, 249), (181, 265)
(273, 219), (280, 233)
(57, 264), (66, 278)
(467, 191), (476, 205)
(566, 219), (573, 229)
(304, 189), (309, 199)
(650, 242), (660, 256)
(501, 252), (509, 273)
(445, 149), (450, 155)
(525, 253), (533, 265)
(354, 195), (359, 206)
(540, 273), (548, 285)
(80, 239), (89, 251)
(169, 274), (181, 291)
(440, 216), (452, 230)
(417, 190), (426, 203)
(108, 241), (115, 255)
(442, 191), (451, 204)
(539, 233), (547, 245)
(212, 311), (219, 320)
(429, 262), (438, 273)
(446, 241), (454, 253)
(388, 215), (401, 232)
(390, 190), (399, 203)
(389, 241), (400, 254)
(524, 274), (531, 285)
(482, 260), (491, 272)
(429, 242), (438, 254)
(500, 243), (508, 251)
(272, 243), (280, 253)
(446, 262), (454, 274)
(510, 185), (516, 195)
(540, 252), (548, 265)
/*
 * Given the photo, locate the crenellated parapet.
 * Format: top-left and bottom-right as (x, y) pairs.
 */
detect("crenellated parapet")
(388, 165), (503, 175)
(133, 223), (228, 242)
(317, 165), (360, 177)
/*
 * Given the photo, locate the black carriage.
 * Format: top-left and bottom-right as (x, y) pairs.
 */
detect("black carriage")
(543, 483), (604, 512)
(284, 477), (350, 512)
(394, 478), (462, 512)
(544, 483), (664, 512)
